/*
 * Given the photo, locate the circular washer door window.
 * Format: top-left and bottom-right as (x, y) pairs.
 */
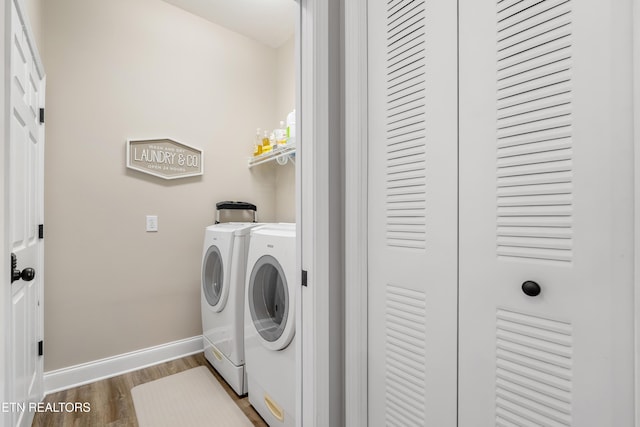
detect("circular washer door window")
(248, 255), (289, 343)
(202, 245), (224, 308)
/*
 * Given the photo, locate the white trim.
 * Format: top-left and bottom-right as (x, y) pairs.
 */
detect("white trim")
(294, 0), (303, 425)
(299, 0), (321, 424)
(43, 336), (203, 395)
(299, 0), (315, 424)
(344, 0), (368, 425)
(634, 0), (640, 424)
(299, 0), (343, 425)
(35, 76), (46, 404)
(1, 1), (9, 426)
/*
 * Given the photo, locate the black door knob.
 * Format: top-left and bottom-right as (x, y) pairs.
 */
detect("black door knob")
(10, 253), (35, 283)
(522, 280), (541, 297)
(20, 268), (35, 282)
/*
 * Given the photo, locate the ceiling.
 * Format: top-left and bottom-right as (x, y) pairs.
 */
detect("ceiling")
(161, 0), (297, 49)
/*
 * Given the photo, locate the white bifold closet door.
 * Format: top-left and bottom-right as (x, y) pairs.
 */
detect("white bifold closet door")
(459, 0), (635, 426)
(367, 0), (458, 426)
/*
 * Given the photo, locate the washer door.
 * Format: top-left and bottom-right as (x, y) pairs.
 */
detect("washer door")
(202, 245), (227, 312)
(248, 255), (295, 350)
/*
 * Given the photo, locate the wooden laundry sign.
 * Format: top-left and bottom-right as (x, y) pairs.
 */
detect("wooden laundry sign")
(127, 138), (203, 179)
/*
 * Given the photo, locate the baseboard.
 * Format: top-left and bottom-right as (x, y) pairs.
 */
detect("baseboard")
(43, 336), (204, 395)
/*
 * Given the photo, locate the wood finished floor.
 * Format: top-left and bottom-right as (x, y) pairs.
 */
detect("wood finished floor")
(32, 353), (268, 427)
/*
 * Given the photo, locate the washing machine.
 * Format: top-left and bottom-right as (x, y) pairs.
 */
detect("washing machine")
(244, 223), (296, 426)
(201, 222), (261, 396)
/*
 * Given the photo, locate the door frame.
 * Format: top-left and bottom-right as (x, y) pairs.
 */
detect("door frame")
(298, 0), (344, 425)
(344, 0), (368, 425)
(343, 2), (640, 426)
(634, 0), (640, 424)
(1, 0), (45, 423)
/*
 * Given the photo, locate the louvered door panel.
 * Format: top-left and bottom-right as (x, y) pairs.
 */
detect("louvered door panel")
(368, 0), (458, 425)
(384, 285), (426, 427)
(496, 309), (573, 426)
(385, 0), (427, 249)
(496, 0), (574, 264)
(460, 0), (635, 426)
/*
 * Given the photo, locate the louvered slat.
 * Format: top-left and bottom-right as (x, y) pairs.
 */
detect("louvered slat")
(496, 0), (573, 264)
(496, 308), (573, 427)
(386, 0), (427, 250)
(385, 284), (426, 427)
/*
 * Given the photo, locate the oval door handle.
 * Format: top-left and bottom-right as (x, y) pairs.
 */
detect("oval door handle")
(20, 268), (35, 282)
(522, 280), (541, 297)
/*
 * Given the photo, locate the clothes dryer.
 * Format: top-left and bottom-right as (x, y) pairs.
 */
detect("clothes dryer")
(244, 223), (296, 426)
(201, 222), (261, 395)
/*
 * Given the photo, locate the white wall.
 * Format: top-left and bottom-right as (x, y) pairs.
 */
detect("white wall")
(42, 0), (288, 371)
(276, 36), (296, 127)
(23, 0), (43, 57)
(274, 36), (296, 223)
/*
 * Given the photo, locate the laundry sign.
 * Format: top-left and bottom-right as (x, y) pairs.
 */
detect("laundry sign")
(126, 138), (203, 179)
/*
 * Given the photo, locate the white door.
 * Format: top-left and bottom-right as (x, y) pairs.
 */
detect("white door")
(459, 0), (635, 426)
(8, 1), (45, 426)
(367, 0), (458, 425)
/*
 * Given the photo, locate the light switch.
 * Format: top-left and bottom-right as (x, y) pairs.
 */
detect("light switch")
(146, 215), (158, 232)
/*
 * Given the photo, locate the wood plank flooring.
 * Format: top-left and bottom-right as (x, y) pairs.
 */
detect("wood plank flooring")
(32, 353), (267, 427)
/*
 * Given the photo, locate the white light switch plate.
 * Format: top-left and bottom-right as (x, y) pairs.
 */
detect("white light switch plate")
(146, 215), (158, 232)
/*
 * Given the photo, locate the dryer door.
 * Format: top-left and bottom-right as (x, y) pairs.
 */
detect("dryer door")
(202, 245), (227, 312)
(248, 255), (295, 351)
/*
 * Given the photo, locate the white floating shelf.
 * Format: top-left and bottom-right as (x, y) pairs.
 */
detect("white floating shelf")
(248, 142), (296, 168)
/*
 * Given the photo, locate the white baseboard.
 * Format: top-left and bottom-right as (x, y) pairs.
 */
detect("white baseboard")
(43, 335), (204, 395)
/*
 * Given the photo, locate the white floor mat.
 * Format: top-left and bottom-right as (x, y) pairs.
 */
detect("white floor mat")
(131, 366), (253, 427)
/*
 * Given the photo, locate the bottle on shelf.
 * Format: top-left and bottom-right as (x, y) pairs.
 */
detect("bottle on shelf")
(286, 110), (296, 144)
(253, 128), (263, 156)
(275, 121), (287, 146)
(262, 130), (272, 153)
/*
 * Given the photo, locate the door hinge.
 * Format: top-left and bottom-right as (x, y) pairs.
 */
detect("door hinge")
(39, 108), (45, 124)
(39, 224), (44, 239)
(301, 270), (308, 287)
(11, 253), (19, 283)
(38, 340), (43, 356)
